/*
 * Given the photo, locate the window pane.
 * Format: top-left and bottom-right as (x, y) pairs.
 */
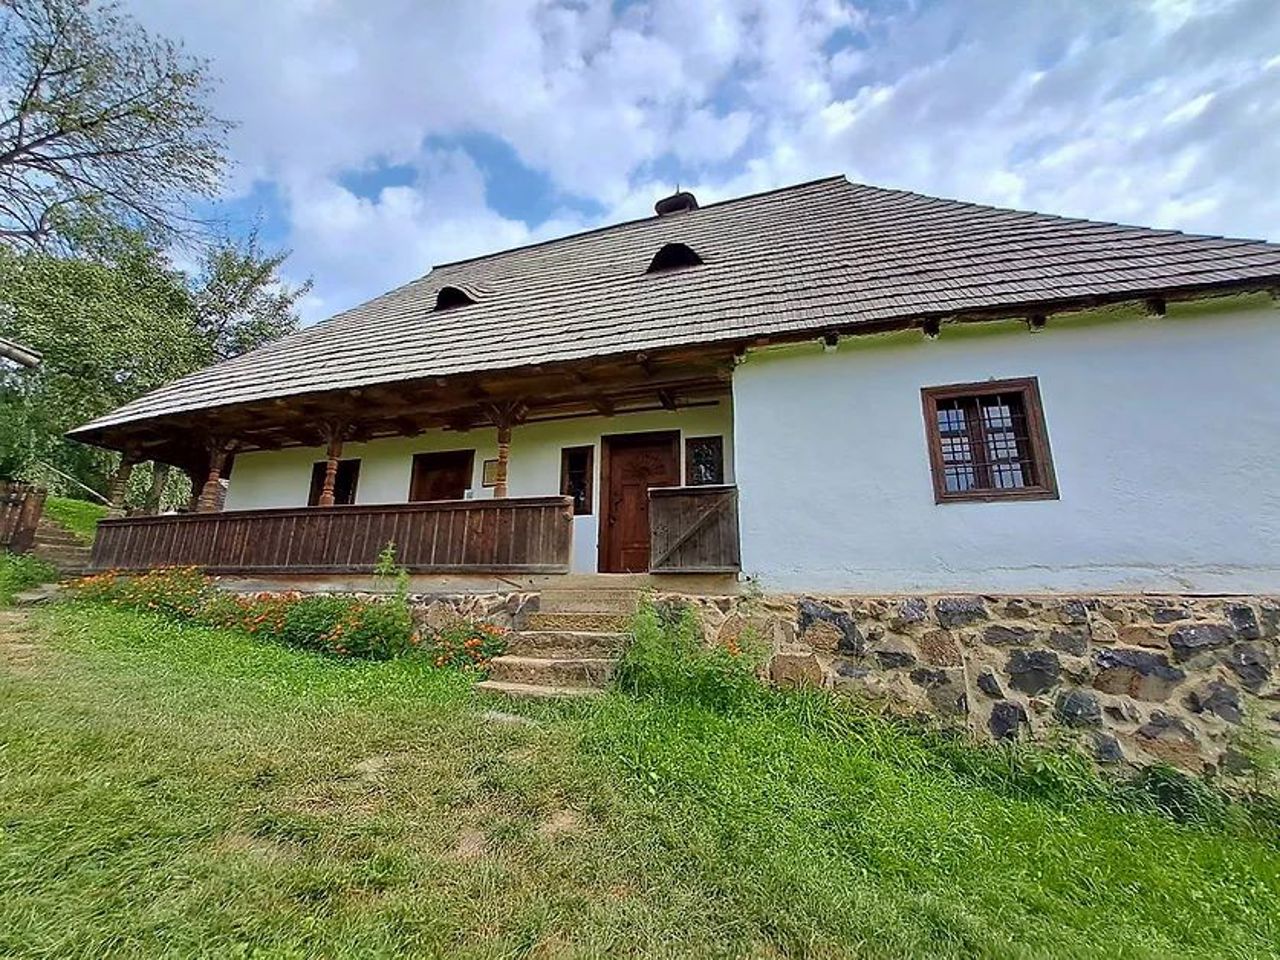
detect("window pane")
(560, 446), (593, 515)
(686, 436), (724, 486)
(980, 394), (1030, 489)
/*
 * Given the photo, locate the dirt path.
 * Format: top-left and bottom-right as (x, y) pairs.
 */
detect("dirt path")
(0, 608), (41, 674)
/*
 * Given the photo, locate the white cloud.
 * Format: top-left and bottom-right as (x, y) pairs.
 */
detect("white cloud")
(121, 0), (1280, 321)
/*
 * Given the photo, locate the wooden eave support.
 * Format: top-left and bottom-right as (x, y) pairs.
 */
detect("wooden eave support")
(482, 400), (528, 499)
(317, 420), (348, 507)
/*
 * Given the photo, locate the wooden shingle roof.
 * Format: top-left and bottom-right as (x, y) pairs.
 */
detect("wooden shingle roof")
(73, 175), (1280, 438)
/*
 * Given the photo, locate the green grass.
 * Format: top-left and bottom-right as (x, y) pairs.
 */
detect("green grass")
(41, 495), (108, 543)
(1, 602), (1278, 958)
(0, 552), (56, 605)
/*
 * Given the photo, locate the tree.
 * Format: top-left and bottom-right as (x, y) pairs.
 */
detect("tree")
(192, 228), (311, 362)
(0, 220), (306, 493)
(0, 0), (228, 246)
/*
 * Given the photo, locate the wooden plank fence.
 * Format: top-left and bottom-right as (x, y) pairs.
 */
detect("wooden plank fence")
(89, 497), (574, 574)
(648, 485), (740, 573)
(0, 481), (46, 554)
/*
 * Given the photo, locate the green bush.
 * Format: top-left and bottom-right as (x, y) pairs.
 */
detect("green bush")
(613, 598), (763, 712)
(0, 552), (57, 605)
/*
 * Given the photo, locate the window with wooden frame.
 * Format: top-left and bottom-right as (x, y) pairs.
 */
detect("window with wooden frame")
(560, 445), (593, 515)
(921, 378), (1057, 503)
(307, 459), (360, 506)
(685, 435), (725, 486)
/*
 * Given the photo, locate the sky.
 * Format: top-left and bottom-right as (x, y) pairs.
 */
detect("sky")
(122, 0), (1280, 325)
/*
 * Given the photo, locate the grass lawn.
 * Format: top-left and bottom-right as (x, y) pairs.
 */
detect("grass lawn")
(41, 495), (109, 543)
(1, 602), (1278, 958)
(0, 553), (56, 605)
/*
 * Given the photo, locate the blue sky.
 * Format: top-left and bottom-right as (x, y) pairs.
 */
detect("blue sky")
(124, 0), (1280, 325)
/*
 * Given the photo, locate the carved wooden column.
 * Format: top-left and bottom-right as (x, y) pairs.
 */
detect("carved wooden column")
(105, 450), (139, 518)
(483, 401), (526, 499)
(318, 422), (346, 507)
(145, 462), (170, 515)
(494, 422), (512, 499)
(195, 440), (233, 513)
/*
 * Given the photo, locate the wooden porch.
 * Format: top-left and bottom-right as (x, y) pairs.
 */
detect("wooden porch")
(89, 497), (575, 575)
(87, 487), (741, 577)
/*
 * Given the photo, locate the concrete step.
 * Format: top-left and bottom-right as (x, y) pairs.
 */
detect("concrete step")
(525, 611), (632, 632)
(505, 630), (629, 658)
(475, 679), (604, 699)
(537, 589), (641, 614)
(488, 655), (616, 688)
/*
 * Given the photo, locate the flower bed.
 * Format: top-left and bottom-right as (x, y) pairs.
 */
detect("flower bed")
(69, 566), (505, 666)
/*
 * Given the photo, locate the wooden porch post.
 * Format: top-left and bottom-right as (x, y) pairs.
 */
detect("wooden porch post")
(106, 451), (139, 518)
(145, 462), (170, 515)
(494, 422), (512, 498)
(195, 440), (232, 513)
(318, 422), (346, 507)
(484, 401), (526, 499)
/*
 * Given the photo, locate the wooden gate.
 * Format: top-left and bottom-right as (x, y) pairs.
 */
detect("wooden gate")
(0, 481), (46, 554)
(648, 485), (740, 573)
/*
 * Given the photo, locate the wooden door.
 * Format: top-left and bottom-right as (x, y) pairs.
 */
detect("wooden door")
(600, 431), (680, 573)
(409, 450), (474, 501)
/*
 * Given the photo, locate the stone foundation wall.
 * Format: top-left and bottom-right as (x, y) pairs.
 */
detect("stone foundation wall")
(663, 593), (1280, 776)
(407, 591), (539, 633)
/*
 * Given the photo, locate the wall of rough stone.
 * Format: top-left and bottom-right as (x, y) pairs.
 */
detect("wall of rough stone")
(406, 591), (539, 634)
(662, 592), (1280, 775)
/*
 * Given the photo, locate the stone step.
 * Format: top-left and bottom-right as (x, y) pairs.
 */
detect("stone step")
(34, 531), (84, 547)
(475, 679), (604, 699)
(34, 546), (91, 563)
(537, 589), (641, 614)
(505, 630), (629, 658)
(487, 654), (616, 688)
(34, 541), (86, 553)
(525, 611), (632, 632)
(13, 584), (62, 605)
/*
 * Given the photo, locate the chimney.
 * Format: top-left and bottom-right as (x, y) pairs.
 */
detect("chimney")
(654, 190), (698, 217)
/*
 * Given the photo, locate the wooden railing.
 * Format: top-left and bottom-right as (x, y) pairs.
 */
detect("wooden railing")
(0, 481), (46, 554)
(89, 497), (574, 575)
(648, 485), (740, 574)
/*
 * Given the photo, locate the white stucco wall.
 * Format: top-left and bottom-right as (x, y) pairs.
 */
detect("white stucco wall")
(224, 402), (734, 573)
(732, 296), (1280, 594)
